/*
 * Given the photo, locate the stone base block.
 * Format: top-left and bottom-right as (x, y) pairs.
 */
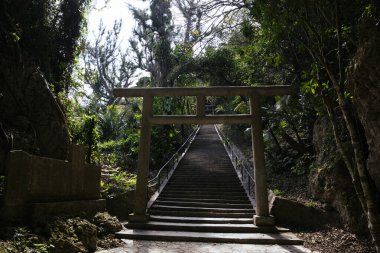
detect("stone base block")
(106, 191), (135, 221)
(0, 204), (29, 224)
(254, 215), (275, 226)
(128, 213), (150, 223)
(31, 199), (106, 223)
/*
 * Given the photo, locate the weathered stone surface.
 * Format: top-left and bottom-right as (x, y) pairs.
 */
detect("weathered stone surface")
(4, 150), (101, 205)
(348, 28), (380, 191)
(1, 149), (103, 223)
(92, 212), (122, 235)
(309, 116), (367, 233)
(270, 195), (338, 229)
(96, 239), (313, 253)
(49, 217), (97, 253)
(106, 191), (135, 221)
(253, 215), (275, 227)
(31, 200), (106, 223)
(0, 66), (69, 175)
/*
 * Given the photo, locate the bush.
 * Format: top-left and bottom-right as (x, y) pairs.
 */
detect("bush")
(101, 169), (136, 198)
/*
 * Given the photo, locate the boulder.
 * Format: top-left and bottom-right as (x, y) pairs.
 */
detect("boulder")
(269, 194), (338, 229)
(92, 212), (122, 235)
(48, 217), (97, 253)
(106, 191), (135, 220)
(348, 27), (380, 191)
(309, 116), (367, 234)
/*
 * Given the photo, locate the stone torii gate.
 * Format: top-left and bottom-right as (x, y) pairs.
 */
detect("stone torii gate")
(113, 86), (294, 226)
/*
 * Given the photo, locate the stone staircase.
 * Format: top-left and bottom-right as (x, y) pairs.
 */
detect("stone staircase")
(116, 125), (303, 245)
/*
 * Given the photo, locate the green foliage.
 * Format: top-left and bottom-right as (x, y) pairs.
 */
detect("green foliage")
(97, 129), (140, 169)
(0, 0), (90, 93)
(232, 96), (249, 114)
(33, 243), (49, 253)
(272, 188), (284, 197)
(304, 201), (319, 208)
(129, 0), (174, 87)
(101, 169), (136, 198)
(70, 114), (100, 163)
(291, 153), (314, 176)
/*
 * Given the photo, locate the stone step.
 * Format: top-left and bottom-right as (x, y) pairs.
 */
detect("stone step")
(166, 186), (244, 192)
(160, 191), (248, 198)
(154, 200), (252, 209)
(162, 189), (246, 194)
(170, 177), (239, 181)
(163, 188), (246, 194)
(169, 179), (240, 183)
(177, 167), (233, 170)
(176, 166), (234, 169)
(125, 221), (289, 233)
(116, 229), (303, 245)
(170, 175), (239, 179)
(170, 175), (239, 178)
(180, 161), (232, 165)
(149, 215), (253, 224)
(159, 193), (250, 200)
(157, 197), (252, 204)
(167, 182), (242, 187)
(150, 205), (254, 214)
(169, 179), (239, 183)
(167, 183), (243, 188)
(123, 125), (302, 246)
(164, 188), (245, 194)
(177, 167), (234, 170)
(171, 175), (238, 178)
(168, 181), (242, 186)
(149, 210), (254, 218)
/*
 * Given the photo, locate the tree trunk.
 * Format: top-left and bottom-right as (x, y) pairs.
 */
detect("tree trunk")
(324, 59), (380, 252)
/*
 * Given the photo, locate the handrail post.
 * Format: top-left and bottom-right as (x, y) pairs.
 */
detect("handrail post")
(129, 95), (153, 223)
(250, 94), (274, 226)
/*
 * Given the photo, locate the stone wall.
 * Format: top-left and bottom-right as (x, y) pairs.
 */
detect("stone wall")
(1, 146), (105, 222)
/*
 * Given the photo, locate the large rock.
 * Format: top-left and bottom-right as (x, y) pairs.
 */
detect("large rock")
(0, 64), (69, 175)
(309, 116), (367, 234)
(106, 191), (135, 220)
(348, 27), (380, 191)
(48, 217), (97, 253)
(269, 195), (338, 229)
(92, 212), (122, 235)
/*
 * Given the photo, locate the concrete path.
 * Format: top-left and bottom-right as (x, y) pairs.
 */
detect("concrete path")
(96, 239), (315, 253)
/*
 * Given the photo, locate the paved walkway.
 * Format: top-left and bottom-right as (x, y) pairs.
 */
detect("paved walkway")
(96, 239), (314, 253)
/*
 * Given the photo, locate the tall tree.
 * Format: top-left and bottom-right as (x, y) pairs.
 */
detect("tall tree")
(82, 20), (137, 105)
(129, 0), (174, 87)
(174, 0), (202, 45)
(245, 0), (380, 250)
(151, 0), (173, 87)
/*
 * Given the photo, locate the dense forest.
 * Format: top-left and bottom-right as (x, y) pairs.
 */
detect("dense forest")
(1, 0), (380, 252)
